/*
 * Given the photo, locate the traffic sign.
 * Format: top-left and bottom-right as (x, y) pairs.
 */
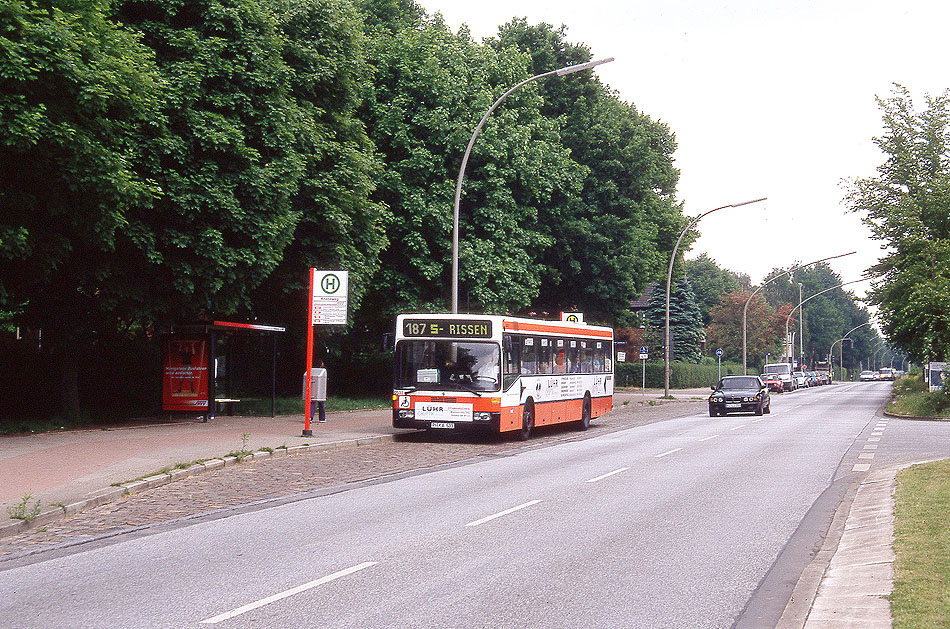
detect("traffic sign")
(639, 346), (648, 354)
(716, 348), (724, 357)
(311, 270), (348, 325)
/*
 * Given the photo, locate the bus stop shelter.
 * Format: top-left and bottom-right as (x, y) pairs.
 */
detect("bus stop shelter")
(162, 320), (286, 420)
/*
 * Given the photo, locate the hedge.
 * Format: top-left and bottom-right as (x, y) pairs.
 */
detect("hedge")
(615, 360), (754, 389)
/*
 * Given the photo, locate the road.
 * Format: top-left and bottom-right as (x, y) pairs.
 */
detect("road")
(2, 382), (948, 628)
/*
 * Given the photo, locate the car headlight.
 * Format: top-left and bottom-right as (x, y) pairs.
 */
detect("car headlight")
(743, 396), (751, 402)
(398, 410), (414, 419)
(710, 395), (724, 402)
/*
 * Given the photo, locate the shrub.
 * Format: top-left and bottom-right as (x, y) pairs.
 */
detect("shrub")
(615, 360), (754, 389)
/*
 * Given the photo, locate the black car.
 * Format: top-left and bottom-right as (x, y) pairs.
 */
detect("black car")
(708, 375), (771, 417)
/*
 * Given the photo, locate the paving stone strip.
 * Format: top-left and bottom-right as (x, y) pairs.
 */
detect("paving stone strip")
(1, 399), (701, 560)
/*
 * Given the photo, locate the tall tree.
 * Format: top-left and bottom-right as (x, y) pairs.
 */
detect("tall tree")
(354, 4), (584, 327)
(490, 20), (683, 323)
(847, 85), (950, 361)
(0, 0), (165, 417)
(685, 253), (749, 326)
(644, 278), (704, 363)
(705, 291), (790, 364)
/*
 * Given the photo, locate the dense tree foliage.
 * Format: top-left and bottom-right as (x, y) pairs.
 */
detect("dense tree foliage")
(847, 85), (950, 362)
(643, 279), (704, 363)
(0, 0), (696, 420)
(685, 253), (750, 326)
(704, 291), (790, 365)
(491, 20), (682, 322)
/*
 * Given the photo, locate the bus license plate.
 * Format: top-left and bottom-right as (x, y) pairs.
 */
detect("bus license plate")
(430, 422), (455, 429)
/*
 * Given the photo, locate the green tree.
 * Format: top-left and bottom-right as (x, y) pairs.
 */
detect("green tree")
(0, 0), (165, 417)
(705, 291), (790, 365)
(252, 0), (386, 322)
(491, 20), (683, 322)
(112, 0), (308, 322)
(847, 85), (950, 361)
(644, 278), (704, 363)
(685, 253), (749, 326)
(354, 4), (584, 326)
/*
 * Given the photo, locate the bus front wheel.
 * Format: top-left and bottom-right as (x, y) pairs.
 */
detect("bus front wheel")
(578, 395), (591, 431)
(519, 402), (534, 441)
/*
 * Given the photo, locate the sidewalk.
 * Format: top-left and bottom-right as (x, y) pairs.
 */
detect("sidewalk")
(0, 409), (401, 519)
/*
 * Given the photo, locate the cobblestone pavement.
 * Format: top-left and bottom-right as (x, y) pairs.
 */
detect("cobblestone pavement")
(0, 398), (704, 560)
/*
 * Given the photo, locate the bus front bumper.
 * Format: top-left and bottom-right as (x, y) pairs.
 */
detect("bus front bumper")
(393, 410), (500, 432)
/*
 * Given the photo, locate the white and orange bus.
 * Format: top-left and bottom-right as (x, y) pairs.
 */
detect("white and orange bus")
(392, 313), (613, 439)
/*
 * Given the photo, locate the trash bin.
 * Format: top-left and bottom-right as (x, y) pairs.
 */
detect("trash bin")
(303, 368), (328, 422)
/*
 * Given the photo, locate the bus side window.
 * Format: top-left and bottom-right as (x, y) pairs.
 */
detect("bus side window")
(554, 339), (566, 374)
(522, 337), (537, 374)
(593, 344), (606, 373)
(538, 338), (552, 374)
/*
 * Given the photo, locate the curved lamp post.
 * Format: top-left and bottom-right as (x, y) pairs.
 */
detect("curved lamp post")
(663, 197), (768, 397)
(785, 278), (870, 368)
(828, 321), (872, 380)
(742, 251), (856, 374)
(451, 57), (615, 313)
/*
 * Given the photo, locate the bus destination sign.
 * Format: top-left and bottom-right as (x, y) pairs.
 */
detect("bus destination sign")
(403, 319), (492, 339)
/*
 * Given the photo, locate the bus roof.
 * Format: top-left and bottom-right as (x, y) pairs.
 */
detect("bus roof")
(395, 313), (613, 339)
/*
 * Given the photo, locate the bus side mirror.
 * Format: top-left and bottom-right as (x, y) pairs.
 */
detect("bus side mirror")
(382, 333), (394, 352)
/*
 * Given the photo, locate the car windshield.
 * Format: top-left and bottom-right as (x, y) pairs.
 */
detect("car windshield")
(720, 377), (760, 390)
(395, 340), (501, 392)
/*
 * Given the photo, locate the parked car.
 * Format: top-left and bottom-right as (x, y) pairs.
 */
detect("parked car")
(860, 370), (876, 381)
(817, 371), (831, 385)
(762, 362), (796, 391)
(792, 371), (809, 388)
(807, 371), (822, 386)
(709, 375), (771, 417)
(761, 374), (785, 393)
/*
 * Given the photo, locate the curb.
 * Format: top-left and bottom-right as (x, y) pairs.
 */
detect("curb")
(0, 433), (400, 541)
(882, 410), (950, 421)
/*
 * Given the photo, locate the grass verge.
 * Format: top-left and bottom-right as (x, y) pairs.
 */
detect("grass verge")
(234, 395), (391, 416)
(891, 459), (950, 627)
(887, 374), (950, 418)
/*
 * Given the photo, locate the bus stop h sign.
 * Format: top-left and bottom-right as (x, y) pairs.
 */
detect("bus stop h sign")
(311, 270), (348, 325)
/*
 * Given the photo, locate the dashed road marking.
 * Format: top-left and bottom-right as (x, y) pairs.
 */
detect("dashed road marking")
(730, 424), (746, 431)
(655, 448), (682, 458)
(863, 445), (878, 450)
(200, 562), (377, 624)
(751, 418), (766, 423)
(699, 435), (719, 442)
(586, 467), (629, 483)
(858, 453), (875, 460)
(868, 437), (881, 442)
(465, 500), (542, 527)
(852, 463), (872, 472)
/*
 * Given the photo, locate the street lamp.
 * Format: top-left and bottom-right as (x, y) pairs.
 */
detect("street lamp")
(828, 321), (872, 381)
(742, 251), (856, 374)
(663, 197), (768, 397)
(451, 57), (615, 313)
(785, 278), (870, 370)
(797, 283), (803, 367)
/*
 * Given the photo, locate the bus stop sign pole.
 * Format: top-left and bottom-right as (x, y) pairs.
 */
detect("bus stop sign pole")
(303, 268), (315, 437)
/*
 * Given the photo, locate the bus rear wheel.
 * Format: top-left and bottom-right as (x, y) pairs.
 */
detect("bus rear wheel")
(578, 395), (591, 431)
(519, 402), (534, 441)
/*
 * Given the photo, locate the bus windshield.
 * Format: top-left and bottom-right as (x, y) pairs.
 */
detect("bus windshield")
(395, 340), (501, 392)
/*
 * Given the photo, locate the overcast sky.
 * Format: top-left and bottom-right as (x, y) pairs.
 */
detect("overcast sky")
(416, 0), (949, 300)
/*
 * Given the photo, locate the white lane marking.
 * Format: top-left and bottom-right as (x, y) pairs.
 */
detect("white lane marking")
(751, 418), (766, 423)
(864, 445), (878, 450)
(730, 424), (746, 431)
(465, 500), (542, 527)
(868, 437), (881, 442)
(858, 453), (875, 460)
(871, 432), (883, 437)
(655, 448), (682, 458)
(200, 562), (377, 624)
(586, 467), (629, 483)
(853, 463), (871, 472)
(699, 435), (719, 442)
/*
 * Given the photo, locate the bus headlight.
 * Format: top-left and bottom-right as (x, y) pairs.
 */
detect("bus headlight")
(474, 412), (493, 421)
(398, 410), (414, 419)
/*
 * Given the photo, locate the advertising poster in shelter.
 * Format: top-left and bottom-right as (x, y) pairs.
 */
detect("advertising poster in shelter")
(163, 335), (209, 411)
